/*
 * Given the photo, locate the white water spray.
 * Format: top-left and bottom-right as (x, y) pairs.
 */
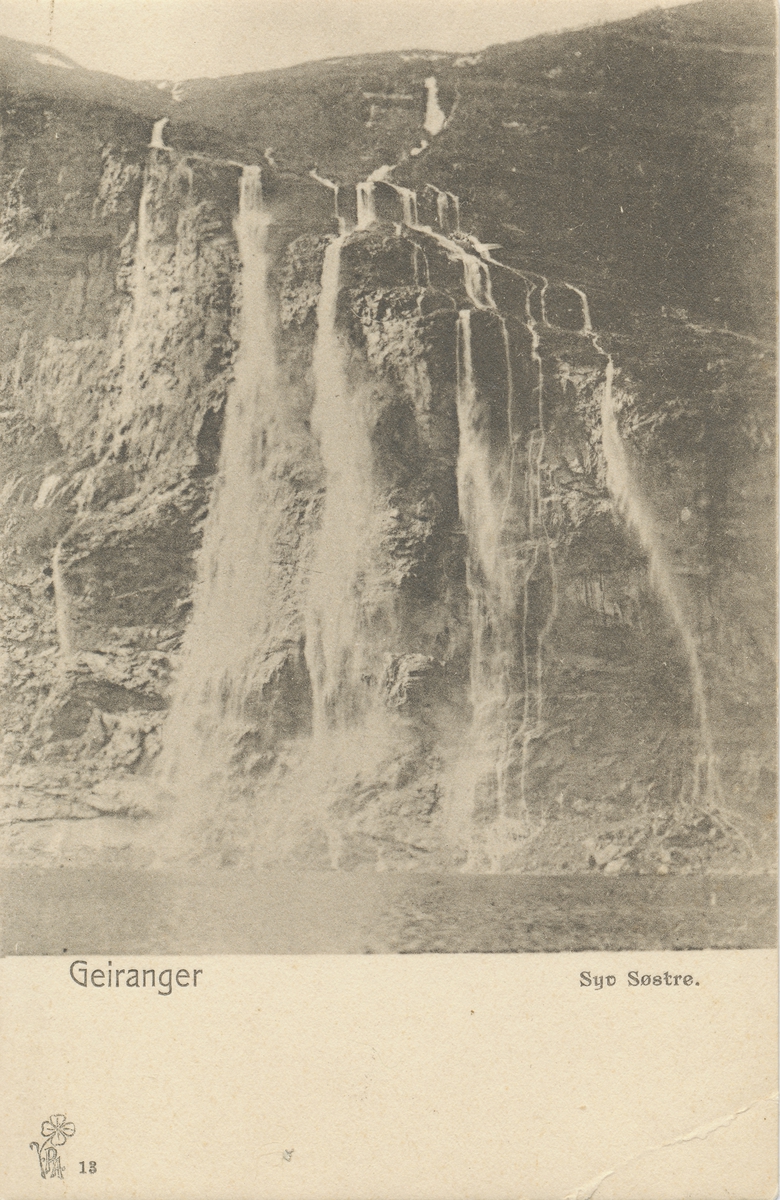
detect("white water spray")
(386, 183), (418, 227)
(564, 283), (592, 333)
(356, 182), (375, 229)
(304, 234), (374, 735)
(452, 304), (541, 865)
(309, 170), (343, 231)
(456, 310), (512, 710)
(52, 542), (74, 660)
(102, 155), (161, 443)
(419, 226), (495, 308)
(423, 76), (447, 136)
(424, 184), (456, 231)
(356, 164), (393, 229)
(149, 117), (170, 149)
(598, 355), (716, 797)
(161, 165), (283, 777)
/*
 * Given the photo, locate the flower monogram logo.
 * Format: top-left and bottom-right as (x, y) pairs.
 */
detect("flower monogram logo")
(30, 1114), (76, 1179)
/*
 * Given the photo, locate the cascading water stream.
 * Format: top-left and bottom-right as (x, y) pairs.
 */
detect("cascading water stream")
(129, 172), (154, 306)
(598, 353), (717, 800)
(451, 301), (540, 868)
(149, 117), (170, 149)
(386, 183), (419, 227)
(160, 165), (282, 782)
(424, 186), (460, 233)
(356, 164), (392, 229)
(356, 182), (374, 229)
(464, 230), (719, 814)
(52, 541), (74, 661)
(436, 190), (449, 229)
(101, 152), (160, 445)
(337, 166), (537, 857)
(304, 234), (373, 736)
(464, 240), (549, 327)
(474, 260), (556, 817)
(423, 224), (495, 308)
(348, 163), (576, 855)
(456, 310), (513, 711)
(564, 283), (592, 334)
(309, 170), (343, 231)
(358, 181), (553, 852)
(423, 76), (447, 136)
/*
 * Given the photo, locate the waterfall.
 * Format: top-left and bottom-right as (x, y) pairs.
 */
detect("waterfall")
(386, 183), (418, 227)
(304, 234), (373, 735)
(52, 542), (74, 660)
(131, 170), (155, 296)
(410, 240), (431, 290)
(356, 181), (376, 229)
(424, 184), (454, 231)
(452, 305), (539, 866)
(469, 267), (554, 822)
(149, 117), (170, 149)
(455, 310), (519, 790)
(421, 226), (494, 308)
(457, 310), (500, 711)
(356, 164), (392, 229)
(102, 161), (158, 443)
(599, 357), (716, 797)
(161, 165), (281, 778)
(498, 316), (517, 527)
(564, 282), (592, 334)
(309, 170), (343, 231)
(463, 256), (494, 309)
(423, 76), (447, 136)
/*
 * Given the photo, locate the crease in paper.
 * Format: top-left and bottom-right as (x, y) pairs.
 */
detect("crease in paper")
(564, 1092), (779, 1200)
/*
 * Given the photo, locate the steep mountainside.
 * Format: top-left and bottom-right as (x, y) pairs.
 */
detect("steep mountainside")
(0, 0), (775, 872)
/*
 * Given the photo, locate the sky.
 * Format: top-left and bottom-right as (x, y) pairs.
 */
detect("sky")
(1, 0), (686, 79)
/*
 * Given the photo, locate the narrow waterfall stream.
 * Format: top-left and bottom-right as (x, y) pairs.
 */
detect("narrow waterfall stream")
(52, 541), (74, 661)
(350, 170), (559, 865)
(356, 165), (392, 228)
(105, 164), (157, 440)
(160, 165), (281, 789)
(304, 233), (373, 735)
(423, 76), (447, 136)
(599, 355), (717, 801)
(456, 310), (513, 717)
(149, 117), (170, 149)
(309, 170), (343, 230)
(452, 310), (523, 863)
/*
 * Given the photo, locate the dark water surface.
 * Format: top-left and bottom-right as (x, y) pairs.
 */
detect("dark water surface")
(1, 870), (775, 954)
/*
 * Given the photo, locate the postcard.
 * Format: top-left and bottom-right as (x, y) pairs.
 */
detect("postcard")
(0, 0), (776, 1195)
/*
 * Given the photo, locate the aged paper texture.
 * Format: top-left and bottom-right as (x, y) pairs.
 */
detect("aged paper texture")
(0, 0), (777, 1195)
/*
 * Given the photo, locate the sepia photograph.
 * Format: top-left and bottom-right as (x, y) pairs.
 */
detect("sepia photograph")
(0, 2), (777, 1196)
(0, 0), (775, 958)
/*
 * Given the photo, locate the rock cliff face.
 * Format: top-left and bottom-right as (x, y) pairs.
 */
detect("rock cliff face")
(0, 0), (775, 872)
